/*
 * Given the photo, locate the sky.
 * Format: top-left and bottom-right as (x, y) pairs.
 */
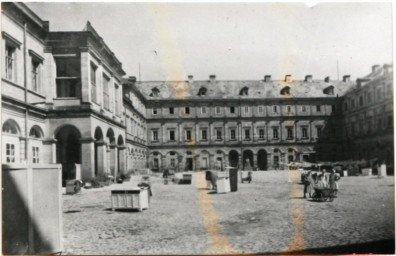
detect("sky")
(27, 2), (393, 82)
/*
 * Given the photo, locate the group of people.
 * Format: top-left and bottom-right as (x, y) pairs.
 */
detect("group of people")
(302, 169), (340, 198)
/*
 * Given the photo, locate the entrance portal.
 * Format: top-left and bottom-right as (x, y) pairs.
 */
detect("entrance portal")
(186, 158), (193, 171)
(228, 150), (239, 168)
(257, 149), (267, 170)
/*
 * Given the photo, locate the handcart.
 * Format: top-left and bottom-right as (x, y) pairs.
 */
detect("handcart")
(312, 186), (337, 202)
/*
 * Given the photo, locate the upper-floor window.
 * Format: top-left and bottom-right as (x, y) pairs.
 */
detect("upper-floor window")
(359, 96), (363, 106)
(316, 126), (322, 138)
(201, 106), (206, 114)
(216, 106), (221, 114)
(244, 128), (250, 140)
(302, 106), (307, 112)
(185, 107), (190, 115)
(198, 87), (207, 96)
(272, 127), (279, 139)
(5, 44), (16, 81)
(185, 129), (192, 141)
(331, 105), (336, 113)
(169, 107), (174, 114)
(32, 146), (39, 163)
(5, 143), (15, 163)
(152, 108), (158, 115)
(280, 86), (291, 95)
(56, 57), (81, 98)
(168, 130), (175, 141)
(302, 127), (308, 139)
(150, 87), (160, 97)
(2, 121), (18, 135)
(216, 129), (222, 140)
(31, 59), (41, 93)
(258, 106), (263, 113)
(201, 129), (207, 141)
(102, 74), (110, 109)
(244, 106), (249, 113)
(90, 62), (97, 102)
(230, 129), (236, 140)
(286, 105), (292, 113)
(273, 106), (278, 113)
(152, 130), (158, 142)
(230, 106), (235, 114)
(323, 86), (334, 95)
(316, 105), (321, 112)
(115, 84), (121, 116)
(258, 128), (265, 139)
(287, 127), (293, 140)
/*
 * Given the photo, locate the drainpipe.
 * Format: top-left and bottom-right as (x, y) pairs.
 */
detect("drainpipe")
(23, 22), (29, 163)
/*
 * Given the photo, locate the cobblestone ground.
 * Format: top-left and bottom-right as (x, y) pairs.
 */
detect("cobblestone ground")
(62, 171), (394, 255)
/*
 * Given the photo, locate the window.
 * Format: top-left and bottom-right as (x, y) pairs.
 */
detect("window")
(198, 87), (207, 96)
(216, 129), (222, 140)
(272, 127), (279, 139)
(302, 127), (308, 139)
(216, 106), (221, 114)
(316, 126), (322, 137)
(316, 105), (321, 112)
(5, 44), (16, 81)
(185, 107), (190, 114)
(230, 106), (235, 114)
(169, 107), (174, 114)
(31, 60), (40, 93)
(331, 105), (336, 113)
(5, 143), (15, 163)
(287, 127), (293, 140)
(102, 74), (110, 109)
(170, 159), (176, 168)
(150, 87), (160, 97)
(359, 96), (363, 106)
(239, 87), (249, 96)
(244, 129), (250, 140)
(90, 63), (97, 102)
(258, 128), (265, 139)
(115, 84), (120, 116)
(152, 130), (158, 142)
(169, 130), (175, 141)
(287, 106), (292, 113)
(230, 129), (236, 140)
(302, 106), (306, 112)
(3, 122), (18, 134)
(258, 106), (263, 113)
(152, 108), (158, 115)
(244, 106), (249, 113)
(29, 127), (41, 138)
(201, 107), (206, 114)
(201, 129), (207, 141)
(56, 58), (81, 98)
(280, 86), (291, 95)
(185, 130), (192, 141)
(273, 106), (278, 113)
(32, 146), (39, 163)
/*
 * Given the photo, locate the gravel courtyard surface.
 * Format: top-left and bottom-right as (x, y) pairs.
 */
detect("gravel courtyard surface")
(62, 171), (394, 255)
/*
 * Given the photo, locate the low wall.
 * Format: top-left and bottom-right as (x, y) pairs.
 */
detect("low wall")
(2, 163), (63, 255)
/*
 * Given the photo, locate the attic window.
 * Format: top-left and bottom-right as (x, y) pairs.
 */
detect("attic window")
(239, 87), (249, 96)
(280, 86), (291, 95)
(198, 87), (207, 96)
(323, 86), (334, 95)
(150, 87), (160, 97)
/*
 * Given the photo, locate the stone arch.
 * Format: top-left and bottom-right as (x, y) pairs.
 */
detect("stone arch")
(228, 149), (239, 168)
(55, 125), (82, 185)
(106, 128), (115, 144)
(2, 119), (21, 135)
(242, 150), (254, 170)
(29, 125), (44, 138)
(257, 149), (268, 170)
(117, 135), (124, 146)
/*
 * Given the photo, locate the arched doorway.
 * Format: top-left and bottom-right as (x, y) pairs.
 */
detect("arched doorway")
(257, 149), (267, 170)
(215, 150), (224, 171)
(55, 125), (81, 186)
(287, 148), (297, 163)
(242, 150), (253, 170)
(228, 150), (239, 168)
(117, 135), (125, 175)
(106, 129), (116, 176)
(185, 151), (194, 171)
(150, 151), (162, 172)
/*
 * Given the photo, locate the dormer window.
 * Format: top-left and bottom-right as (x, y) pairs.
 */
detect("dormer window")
(323, 85), (334, 95)
(280, 86), (291, 95)
(150, 87), (160, 97)
(239, 87), (249, 96)
(198, 87), (207, 96)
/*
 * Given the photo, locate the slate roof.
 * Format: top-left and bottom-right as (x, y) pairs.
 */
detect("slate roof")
(132, 79), (356, 100)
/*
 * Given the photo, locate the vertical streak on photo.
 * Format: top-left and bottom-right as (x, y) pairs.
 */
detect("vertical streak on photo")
(195, 172), (241, 254)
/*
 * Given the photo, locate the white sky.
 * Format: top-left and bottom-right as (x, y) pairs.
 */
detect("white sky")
(27, 2), (393, 81)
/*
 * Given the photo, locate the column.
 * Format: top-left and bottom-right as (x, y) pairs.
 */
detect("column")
(267, 153), (272, 170)
(96, 141), (107, 176)
(80, 137), (95, 181)
(238, 152), (243, 170)
(253, 152), (258, 170)
(80, 48), (90, 103)
(161, 154), (166, 171)
(109, 144), (118, 177)
(118, 146), (126, 174)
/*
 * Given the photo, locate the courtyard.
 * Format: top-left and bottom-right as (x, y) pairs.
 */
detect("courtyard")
(62, 171), (394, 255)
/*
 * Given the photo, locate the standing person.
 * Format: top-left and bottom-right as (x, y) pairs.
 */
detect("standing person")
(205, 171), (212, 190)
(329, 169), (336, 190)
(303, 171), (312, 198)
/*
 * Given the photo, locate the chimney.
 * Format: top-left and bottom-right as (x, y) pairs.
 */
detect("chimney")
(264, 75), (271, 82)
(209, 75), (216, 83)
(285, 75), (292, 82)
(342, 75), (350, 82)
(383, 64), (393, 73)
(324, 76), (330, 83)
(372, 64), (380, 74)
(188, 75), (193, 83)
(128, 76), (136, 83)
(304, 75), (312, 82)
(356, 78), (369, 88)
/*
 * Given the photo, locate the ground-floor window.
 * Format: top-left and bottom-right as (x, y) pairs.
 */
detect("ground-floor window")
(6, 143), (15, 163)
(170, 158), (175, 168)
(32, 146), (39, 163)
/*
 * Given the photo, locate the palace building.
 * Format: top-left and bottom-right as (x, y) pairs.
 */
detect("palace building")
(2, 3), (393, 184)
